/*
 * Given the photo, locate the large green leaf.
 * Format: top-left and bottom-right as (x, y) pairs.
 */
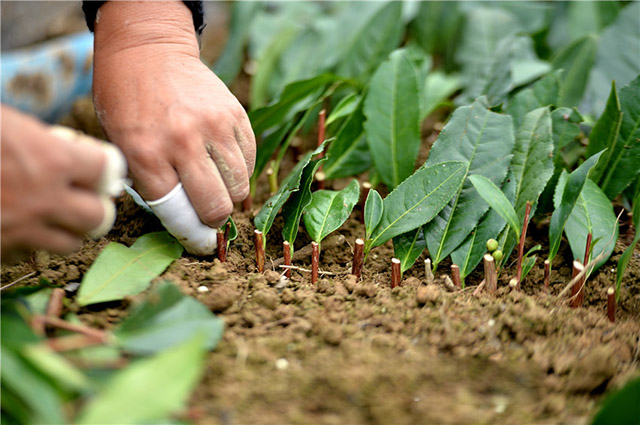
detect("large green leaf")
(552, 107), (583, 151)
(451, 176), (515, 279)
(77, 233), (183, 307)
(548, 151), (605, 261)
(281, 158), (326, 247)
(393, 227), (427, 273)
(364, 188), (383, 240)
(552, 35), (598, 107)
(586, 2), (640, 115)
(77, 334), (207, 425)
(591, 378), (640, 425)
(114, 282), (223, 355)
(469, 175), (520, 239)
(510, 107), (555, 220)
(364, 48), (421, 189)
(587, 81), (622, 181)
(336, 1), (403, 81)
(554, 176), (618, 270)
(303, 179), (360, 244)
(212, 2), (260, 84)
(254, 143), (325, 246)
(421, 71), (460, 119)
(324, 102), (371, 179)
(591, 77), (640, 199)
(424, 100), (515, 267)
(369, 161), (468, 249)
(616, 193), (640, 301)
(506, 70), (562, 128)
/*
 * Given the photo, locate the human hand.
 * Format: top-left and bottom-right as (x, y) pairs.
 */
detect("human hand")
(91, 2), (255, 254)
(1, 106), (125, 260)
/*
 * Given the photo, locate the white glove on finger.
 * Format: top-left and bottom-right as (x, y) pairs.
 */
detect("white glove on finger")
(147, 183), (218, 256)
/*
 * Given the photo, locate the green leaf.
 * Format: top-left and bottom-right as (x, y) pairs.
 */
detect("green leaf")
(421, 71), (460, 119)
(252, 121), (294, 185)
(336, 1), (403, 81)
(364, 48), (421, 188)
(586, 2), (640, 115)
(212, 1), (260, 84)
(326, 92), (360, 126)
(249, 74), (338, 135)
(225, 217), (238, 248)
(521, 255), (537, 281)
(506, 70), (562, 128)
(324, 102), (371, 179)
(587, 81), (623, 182)
(549, 151), (605, 261)
(424, 99), (515, 267)
(393, 227), (427, 273)
(469, 175), (520, 239)
(22, 345), (90, 392)
(593, 77), (640, 199)
(281, 158), (326, 247)
(77, 233), (183, 306)
(410, 1), (463, 71)
(552, 35), (598, 107)
(616, 193), (640, 300)
(552, 107), (583, 151)
(364, 188), (383, 240)
(591, 378), (640, 425)
(303, 180), (360, 244)
(254, 143), (325, 245)
(554, 176), (618, 271)
(369, 161), (468, 249)
(511, 107), (555, 220)
(77, 334), (207, 425)
(114, 282), (223, 355)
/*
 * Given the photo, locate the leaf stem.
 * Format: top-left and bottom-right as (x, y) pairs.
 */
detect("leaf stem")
(352, 239), (365, 280)
(254, 230), (265, 273)
(391, 258), (401, 288)
(483, 254), (497, 294)
(217, 230), (227, 263)
(283, 241), (292, 279)
(607, 287), (616, 322)
(311, 242), (319, 284)
(451, 264), (462, 289)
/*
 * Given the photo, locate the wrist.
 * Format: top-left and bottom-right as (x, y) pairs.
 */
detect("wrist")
(93, 1), (199, 61)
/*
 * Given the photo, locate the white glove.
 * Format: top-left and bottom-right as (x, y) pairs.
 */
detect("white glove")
(146, 183), (218, 256)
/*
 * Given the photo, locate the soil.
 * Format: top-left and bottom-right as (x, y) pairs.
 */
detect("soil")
(2, 13), (640, 424)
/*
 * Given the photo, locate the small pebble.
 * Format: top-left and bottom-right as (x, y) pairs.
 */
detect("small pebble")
(197, 285), (209, 293)
(416, 285), (440, 305)
(275, 358), (289, 370)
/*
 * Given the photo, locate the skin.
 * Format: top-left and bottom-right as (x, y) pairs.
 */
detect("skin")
(1, 106), (106, 258)
(92, 1), (256, 229)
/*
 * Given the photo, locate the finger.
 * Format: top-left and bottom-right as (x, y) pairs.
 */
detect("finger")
(47, 190), (106, 235)
(49, 126), (107, 190)
(120, 139), (179, 202)
(205, 137), (250, 203)
(176, 145), (233, 228)
(233, 118), (256, 175)
(15, 224), (82, 255)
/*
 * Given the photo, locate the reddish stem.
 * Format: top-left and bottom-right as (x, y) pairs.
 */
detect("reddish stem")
(352, 238), (365, 280)
(242, 194), (253, 212)
(543, 259), (550, 291)
(47, 334), (105, 352)
(583, 233), (593, 267)
(359, 182), (372, 224)
(46, 288), (65, 318)
(451, 264), (461, 289)
(217, 230), (227, 262)
(483, 254), (497, 294)
(311, 242), (319, 284)
(516, 201), (532, 289)
(37, 316), (108, 342)
(607, 287), (616, 323)
(254, 230), (264, 273)
(570, 260), (585, 308)
(283, 241), (292, 279)
(391, 258), (402, 288)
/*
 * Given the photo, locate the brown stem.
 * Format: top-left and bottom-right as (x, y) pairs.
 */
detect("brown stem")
(451, 264), (461, 289)
(472, 279), (486, 296)
(47, 334), (105, 352)
(543, 259), (551, 290)
(217, 230), (227, 262)
(283, 241), (292, 279)
(359, 182), (372, 224)
(311, 242), (319, 284)
(583, 233), (593, 267)
(391, 258), (402, 288)
(271, 234), (345, 267)
(254, 230), (264, 273)
(607, 287), (616, 323)
(483, 254), (497, 294)
(352, 238), (365, 280)
(242, 194), (253, 213)
(46, 288), (66, 319)
(424, 259), (434, 284)
(570, 260), (585, 308)
(516, 200), (532, 289)
(37, 316), (108, 342)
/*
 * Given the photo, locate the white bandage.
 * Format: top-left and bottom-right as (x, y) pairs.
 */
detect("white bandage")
(146, 183), (218, 256)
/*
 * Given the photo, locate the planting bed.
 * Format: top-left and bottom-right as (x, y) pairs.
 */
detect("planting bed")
(3, 101), (640, 425)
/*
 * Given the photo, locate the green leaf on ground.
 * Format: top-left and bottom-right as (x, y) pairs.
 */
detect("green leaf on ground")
(591, 378), (640, 425)
(424, 99), (514, 268)
(369, 161), (468, 249)
(554, 176), (618, 271)
(364, 188), (383, 240)
(281, 158), (326, 247)
(393, 227), (427, 273)
(255, 143), (326, 246)
(303, 180), (360, 244)
(114, 282), (223, 355)
(77, 232), (183, 306)
(549, 151), (605, 262)
(77, 333), (207, 425)
(22, 345), (90, 392)
(364, 48), (421, 189)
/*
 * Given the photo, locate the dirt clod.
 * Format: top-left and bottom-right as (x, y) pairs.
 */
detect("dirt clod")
(355, 284), (377, 298)
(417, 284), (441, 305)
(202, 286), (239, 312)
